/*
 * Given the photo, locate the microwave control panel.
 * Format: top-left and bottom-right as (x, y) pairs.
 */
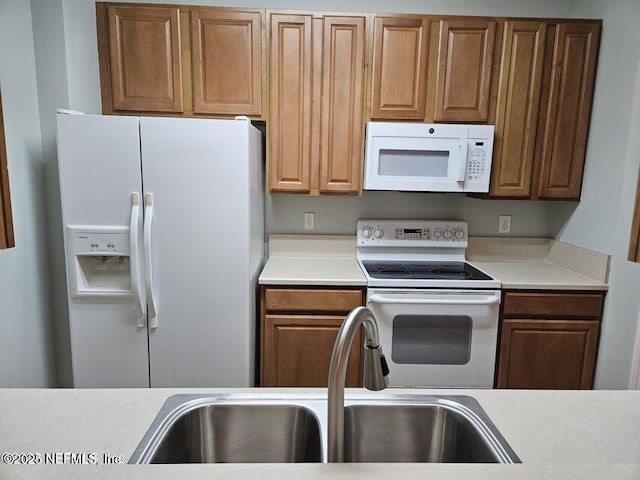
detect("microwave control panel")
(357, 220), (468, 248)
(466, 141), (489, 182)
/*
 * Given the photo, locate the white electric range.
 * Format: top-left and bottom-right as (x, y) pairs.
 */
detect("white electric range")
(356, 219), (501, 388)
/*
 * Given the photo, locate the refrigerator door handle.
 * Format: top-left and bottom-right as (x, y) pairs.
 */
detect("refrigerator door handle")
(144, 193), (158, 328)
(130, 193), (146, 327)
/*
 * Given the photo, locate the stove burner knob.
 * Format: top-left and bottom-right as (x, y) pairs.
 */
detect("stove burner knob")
(434, 229), (442, 239)
(373, 227), (384, 239)
(443, 229), (453, 240)
(454, 229), (465, 240)
(362, 227), (372, 239)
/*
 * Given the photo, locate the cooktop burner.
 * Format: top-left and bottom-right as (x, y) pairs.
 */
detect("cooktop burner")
(362, 261), (493, 281)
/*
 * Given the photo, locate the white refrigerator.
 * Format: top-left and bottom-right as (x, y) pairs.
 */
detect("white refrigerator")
(56, 113), (264, 388)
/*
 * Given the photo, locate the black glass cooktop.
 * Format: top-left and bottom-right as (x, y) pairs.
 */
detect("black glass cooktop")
(361, 260), (493, 281)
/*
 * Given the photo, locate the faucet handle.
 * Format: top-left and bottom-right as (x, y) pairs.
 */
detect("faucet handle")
(363, 345), (389, 391)
(380, 353), (390, 377)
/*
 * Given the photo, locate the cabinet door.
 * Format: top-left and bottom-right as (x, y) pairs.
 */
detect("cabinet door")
(370, 16), (430, 119)
(318, 16), (366, 194)
(629, 173), (640, 262)
(269, 14), (313, 193)
(496, 319), (600, 389)
(107, 5), (183, 113)
(434, 18), (496, 122)
(538, 22), (600, 199)
(490, 21), (546, 197)
(0, 90), (13, 249)
(262, 315), (363, 387)
(191, 9), (262, 115)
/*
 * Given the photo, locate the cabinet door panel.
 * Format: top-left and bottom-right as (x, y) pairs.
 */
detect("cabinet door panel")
(319, 16), (366, 194)
(107, 5), (183, 112)
(629, 173), (640, 262)
(265, 288), (364, 313)
(262, 315), (363, 387)
(538, 23), (600, 199)
(269, 14), (313, 193)
(496, 319), (599, 389)
(371, 17), (429, 119)
(191, 9), (262, 115)
(0, 91), (13, 249)
(491, 21), (546, 197)
(502, 291), (604, 319)
(435, 18), (496, 122)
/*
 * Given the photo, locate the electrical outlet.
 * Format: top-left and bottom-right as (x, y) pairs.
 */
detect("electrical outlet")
(304, 212), (315, 230)
(498, 215), (511, 234)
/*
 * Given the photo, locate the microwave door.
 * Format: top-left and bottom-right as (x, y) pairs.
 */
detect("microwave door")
(366, 136), (465, 191)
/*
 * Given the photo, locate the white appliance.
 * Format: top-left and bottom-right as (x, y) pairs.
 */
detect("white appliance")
(57, 113), (264, 388)
(364, 122), (495, 192)
(357, 219), (501, 388)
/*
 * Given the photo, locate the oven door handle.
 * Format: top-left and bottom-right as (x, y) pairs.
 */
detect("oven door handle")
(368, 294), (500, 306)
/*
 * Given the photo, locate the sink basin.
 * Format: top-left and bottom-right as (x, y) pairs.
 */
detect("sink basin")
(344, 401), (512, 463)
(130, 397), (322, 463)
(129, 393), (520, 464)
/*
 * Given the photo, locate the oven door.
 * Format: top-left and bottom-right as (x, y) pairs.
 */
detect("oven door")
(364, 135), (468, 192)
(367, 289), (501, 388)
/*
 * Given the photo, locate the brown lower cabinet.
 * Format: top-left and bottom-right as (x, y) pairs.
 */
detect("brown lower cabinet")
(496, 290), (605, 389)
(260, 286), (365, 387)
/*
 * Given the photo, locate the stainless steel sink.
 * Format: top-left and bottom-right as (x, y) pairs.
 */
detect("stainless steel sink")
(343, 398), (515, 463)
(129, 393), (520, 464)
(130, 396), (322, 463)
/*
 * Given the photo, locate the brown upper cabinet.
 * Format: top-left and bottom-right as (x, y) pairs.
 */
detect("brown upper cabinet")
(490, 21), (600, 199)
(369, 15), (497, 123)
(490, 21), (547, 197)
(536, 22), (600, 199)
(97, 3), (263, 117)
(96, 5), (602, 200)
(434, 18), (497, 122)
(269, 12), (366, 195)
(104, 5), (184, 113)
(370, 16), (430, 119)
(191, 9), (262, 115)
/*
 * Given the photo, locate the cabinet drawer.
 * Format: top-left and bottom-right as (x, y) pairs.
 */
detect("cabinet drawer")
(502, 292), (604, 319)
(264, 288), (363, 314)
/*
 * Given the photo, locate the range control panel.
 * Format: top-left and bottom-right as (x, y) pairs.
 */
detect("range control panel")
(357, 220), (468, 247)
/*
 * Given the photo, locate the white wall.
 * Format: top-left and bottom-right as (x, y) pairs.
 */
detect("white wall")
(0, 0), (56, 387)
(31, 0), (74, 387)
(267, 194), (553, 236)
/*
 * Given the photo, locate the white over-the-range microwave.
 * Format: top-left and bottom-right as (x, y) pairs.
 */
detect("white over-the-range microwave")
(363, 122), (495, 193)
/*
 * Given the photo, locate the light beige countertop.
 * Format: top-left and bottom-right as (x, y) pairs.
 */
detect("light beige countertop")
(473, 261), (608, 290)
(259, 235), (366, 286)
(0, 388), (638, 479)
(259, 235), (609, 290)
(468, 237), (610, 290)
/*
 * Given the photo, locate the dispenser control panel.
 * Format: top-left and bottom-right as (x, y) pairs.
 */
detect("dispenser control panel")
(65, 226), (131, 298)
(72, 230), (130, 255)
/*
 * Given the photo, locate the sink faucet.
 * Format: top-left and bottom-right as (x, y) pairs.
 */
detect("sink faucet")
(327, 306), (389, 462)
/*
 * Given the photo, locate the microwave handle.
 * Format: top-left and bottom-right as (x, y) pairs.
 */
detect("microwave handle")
(457, 141), (468, 182)
(368, 294), (500, 306)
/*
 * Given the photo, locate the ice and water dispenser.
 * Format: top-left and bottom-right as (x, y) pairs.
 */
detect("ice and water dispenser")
(66, 227), (131, 298)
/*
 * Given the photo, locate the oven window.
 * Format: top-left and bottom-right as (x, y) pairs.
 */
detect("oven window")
(392, 315), (472, 365)
(378, 149), (449, 177)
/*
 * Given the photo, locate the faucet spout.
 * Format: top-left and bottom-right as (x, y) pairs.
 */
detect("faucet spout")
(327, 306), (389, 462)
